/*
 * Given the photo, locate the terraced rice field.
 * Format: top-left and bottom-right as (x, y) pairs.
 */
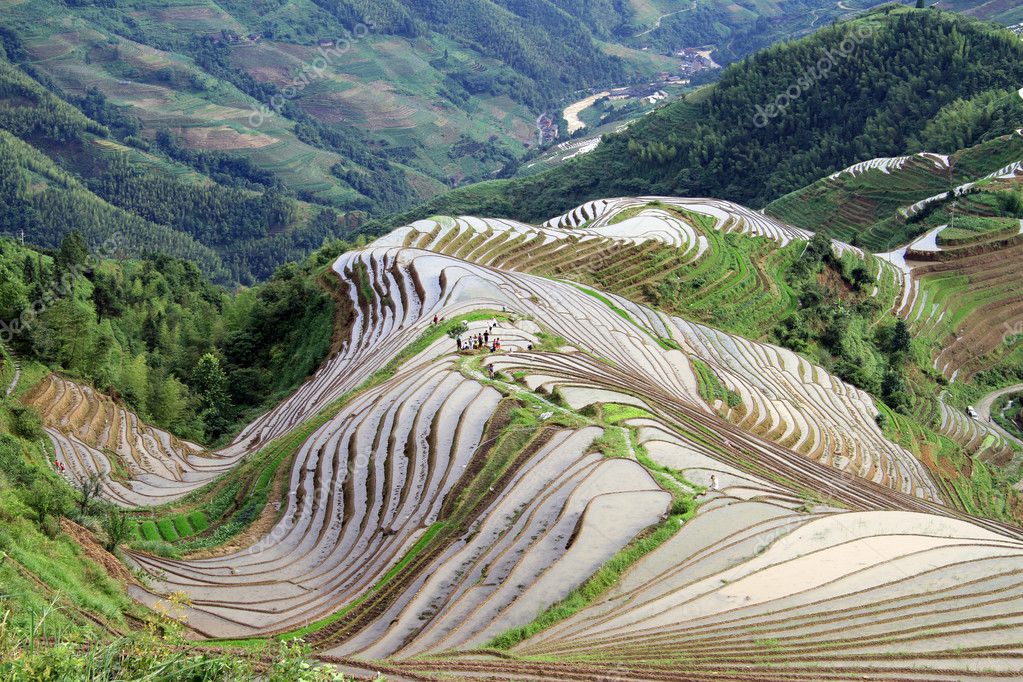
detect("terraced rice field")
(24, 374), (243, 507)
(30, 196), (1023, 678)
(766, 134), (1023, 250)
(879, 194), (1023, 385)
(765, 135), (1023, 437)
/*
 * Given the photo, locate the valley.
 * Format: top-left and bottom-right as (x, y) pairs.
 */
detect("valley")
(2, 4), (1023, 681)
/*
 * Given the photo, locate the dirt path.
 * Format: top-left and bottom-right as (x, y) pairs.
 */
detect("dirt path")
(631, 2), (697, 38)
(3, 343), (20, 397)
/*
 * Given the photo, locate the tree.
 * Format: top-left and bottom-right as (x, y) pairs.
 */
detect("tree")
(102, 508), (132, 553)
(881, 366), (911, 413)
(804, 233), (833, 266)
(25, 479), (66, 524)
(0, 260), (28, 320)
(148, 373), (189, 431)
(916, 0), (926, 7)
(850, 264), (872, 290)
(0, 433), (34, 486)
(30, 298), (94, 369)
(997, 189), (1023, 218)
(118, 352), (149, 407)
(55, 231), (88, 275)
(889, 320), (912, 357)
(75, 472), (104, 517)
(793, 233), (833, 279)
(9, 404), (44, 440)
(91, 271), (124, 319)
(193, 353), (232, 438)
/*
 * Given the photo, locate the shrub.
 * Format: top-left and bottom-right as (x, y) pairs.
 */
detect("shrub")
(156, 518), (179, 542)
(881, 367), (912, 413)
(24, 479), (67, 524)
(139, 521), (160, 542)
(997, 189), (1023, 217)
(0, 434), (34, 486)
(102, 509), (133, 552)
(74, 472), (103, 518)
(8, 404), (44, 440)
(172, 515), (193, 538)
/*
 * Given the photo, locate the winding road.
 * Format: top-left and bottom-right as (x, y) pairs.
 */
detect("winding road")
(975, 383), (1023, 448)
(976, 384), (1023, 421)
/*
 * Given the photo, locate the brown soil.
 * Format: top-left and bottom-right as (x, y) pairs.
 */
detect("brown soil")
(179, 126), (277, 151)
(318, 266), (357, 357)
(59, 518), (137, 587)
(818, 263), (856, 299)
(917, 441), (960, 482)
(152, 7), (217, 21)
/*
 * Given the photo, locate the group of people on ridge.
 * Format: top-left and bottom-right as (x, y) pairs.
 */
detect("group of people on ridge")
(431, 313), (535, 354)
(457, 326), (501, 352)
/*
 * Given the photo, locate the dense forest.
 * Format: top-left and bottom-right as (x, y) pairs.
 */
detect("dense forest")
(396, 7), (1023, 224)
(0, 42), (364, 284)
(621, 0), (862, 62)
(0, 234), (347, 445)
(300, 0), (630, 109)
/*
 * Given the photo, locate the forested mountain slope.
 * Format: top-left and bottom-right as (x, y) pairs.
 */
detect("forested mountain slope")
(0, 44), (364, 283)
(0, 234), (348, 446)
(0, 0), (674, 281)
(399, 7), (1023, 224)
(3, 3), (1020, 283)
(0, 0), (647, 215)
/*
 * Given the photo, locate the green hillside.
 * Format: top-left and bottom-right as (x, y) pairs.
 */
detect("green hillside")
(621, 0), (1021, 62)
(0, 233), (347, 445)
(765, 133), (1023, 249)
(0, 42), (367, 282)
(0, 0), (681, 281)
(394, 7), (1023, 224)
